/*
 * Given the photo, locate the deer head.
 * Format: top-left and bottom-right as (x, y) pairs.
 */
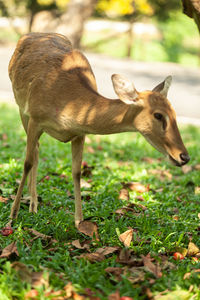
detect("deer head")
(112, 74), (190, 166)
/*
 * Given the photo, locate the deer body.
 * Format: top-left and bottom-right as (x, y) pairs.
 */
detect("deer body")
(8, 32), (189, 227)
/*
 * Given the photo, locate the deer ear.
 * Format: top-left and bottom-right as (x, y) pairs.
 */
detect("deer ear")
(152, 76), (172, 97)
(111, 74), (138, 105)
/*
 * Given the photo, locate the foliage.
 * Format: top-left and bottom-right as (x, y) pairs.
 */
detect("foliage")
(0, 104), (200, 299)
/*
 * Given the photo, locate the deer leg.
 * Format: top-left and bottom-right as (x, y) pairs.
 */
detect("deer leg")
(28, 142), (39, 213)
(19, 110), (40, 213)
(71, 135), (85, 228)
(10, 118), (42, 220)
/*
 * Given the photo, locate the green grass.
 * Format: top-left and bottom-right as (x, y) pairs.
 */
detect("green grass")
(0, 103), (200, 299)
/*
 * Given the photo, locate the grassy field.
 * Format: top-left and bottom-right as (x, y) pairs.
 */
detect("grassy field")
(0, 103), (200, 299)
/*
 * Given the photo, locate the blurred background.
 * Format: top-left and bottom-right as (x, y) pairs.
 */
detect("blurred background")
(0, 0), (200, 122)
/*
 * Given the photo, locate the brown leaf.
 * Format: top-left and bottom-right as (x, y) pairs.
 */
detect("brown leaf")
(27, 228), (57, 243)
(182, 165), (193, 174)
(11, 262), (32, 283)
(0, 241), (18, 258)
(71, 239), (90, 250)
(142, 254), (162, 278)
(115, 207), (134, 215)
(119, 229), (133, 247)
(118, 189), (129, 201)
(194, 164), (200, 170)
(149, 169), (172, 181)
(117, 248), (143, 266)
(127, 266), (146, 283)
(78, 221), (99, 241)
(128, 202), (147, 211)
(31, 271), (49, 288)
(105, 267), (124, 281)
(25, 289), (39, 299)
(95, 246), (119, 256)
(108, 290), (121, 300)
(0, 196), (8, 203)
(122, 182), (149, 193)
(11, 262), (49, 288)
(79, 252), (105, 262)
(80, 179), (91, 188)
(187, 242), (200, 256)
(1, 226), (13, 236)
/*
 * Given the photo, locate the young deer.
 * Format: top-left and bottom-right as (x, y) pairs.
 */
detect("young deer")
(8, 32), (190, 227)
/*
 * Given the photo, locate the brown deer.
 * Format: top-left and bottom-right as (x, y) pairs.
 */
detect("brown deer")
(8, 32), (190, 227)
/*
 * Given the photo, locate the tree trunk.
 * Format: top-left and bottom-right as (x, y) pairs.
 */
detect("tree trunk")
(182, 0), (200, 33)
(58, 0), (97, 48)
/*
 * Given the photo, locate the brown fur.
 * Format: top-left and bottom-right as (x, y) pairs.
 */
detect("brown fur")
(8, 32), (189, 226)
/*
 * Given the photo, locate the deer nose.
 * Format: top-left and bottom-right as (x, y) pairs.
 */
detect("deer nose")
(180, 153), (190, 165)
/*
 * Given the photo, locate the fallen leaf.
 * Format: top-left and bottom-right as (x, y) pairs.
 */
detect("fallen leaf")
(119, 229), (133, 247)
(11, 262), (49, 288)
(128, 202), (147, 211)
(27, 228), (57, 243)
(31, 271), (49, 288)
(79, 252), (105, 262)
(187, 242), (200, 256)
(142, 254), (162, 278)
(115, 207), (135, 215)
(149, 169), (172, 181)
(80, 179), (91, 188)
(1, 226), (13, 236)
(122, 182), (149, 193)
(105, 267), (124, 281)
(78, 221), (99, 241)
(108, 290), (121, 300)
(71, 239), (90, 250)
(172, 215), (179, 221)
(95, 246), (119, 256)
(0, 196), (9, 203)
(118, 189), (129, 201)
(0, 241), (18, 258)
(127, 266), (146, 283)
(182, 165), (193, 174)
(195, 187), (200, 195)
(25, 289), (39, 299)
(194, 164), (200, 170)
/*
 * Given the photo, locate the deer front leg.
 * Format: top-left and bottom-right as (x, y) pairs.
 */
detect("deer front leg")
(28, 142), (39, 213)
(10, 119), (42, 220)
(71, 135), (85, 228)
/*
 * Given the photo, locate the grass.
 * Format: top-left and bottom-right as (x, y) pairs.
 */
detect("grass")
(0, 103), (200, 299)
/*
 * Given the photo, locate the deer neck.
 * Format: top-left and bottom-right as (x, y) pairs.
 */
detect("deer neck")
(64, 90), (140, 135)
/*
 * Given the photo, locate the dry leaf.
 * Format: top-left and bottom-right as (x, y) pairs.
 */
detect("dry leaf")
(80, 179), (91, 188)
(122, 182), (149, 193)
(1, 226), (13, 236)
(95, 246), (119, 256)
(119, 229), (133, 247)
(108, 290), (121, 300)
(115, 207), (135, 215)
(172, 215), (179, 221)
(0, 196), (8, 203)
(31, 271), (49, 288)
(71, 239), (90, 250)
(0, 241), (18, 258)
(118, 189), (129, 201)
(187, 242), (200, 256)
(79, 252), (105, 262)
(105, 267), (124, 282)
(25, 289), (39, 299)
(78, 221), (99, 241)
(127, 266), (146, 283)
(11, 262), (49, 288)
(128, 202), (147, 211)
(27, 228), (57, 244)
(182, 165), (193, 174)
(194, 164), (200, 170)
(142, 254), (162, 278)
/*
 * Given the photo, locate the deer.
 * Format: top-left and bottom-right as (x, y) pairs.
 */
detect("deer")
(8, 32), (190, 228)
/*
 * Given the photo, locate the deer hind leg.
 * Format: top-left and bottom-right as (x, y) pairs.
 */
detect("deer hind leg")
(71, 135), (85, 228)
(10, 117), (42, 220)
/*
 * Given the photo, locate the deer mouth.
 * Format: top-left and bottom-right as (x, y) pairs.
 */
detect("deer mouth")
(168, 155), (182, 167)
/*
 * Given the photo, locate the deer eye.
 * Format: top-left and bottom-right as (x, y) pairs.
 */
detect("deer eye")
(154, 113), (163, 120)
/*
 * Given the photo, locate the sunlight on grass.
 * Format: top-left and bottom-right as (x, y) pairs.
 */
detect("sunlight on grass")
(0, 104), (200, 299)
